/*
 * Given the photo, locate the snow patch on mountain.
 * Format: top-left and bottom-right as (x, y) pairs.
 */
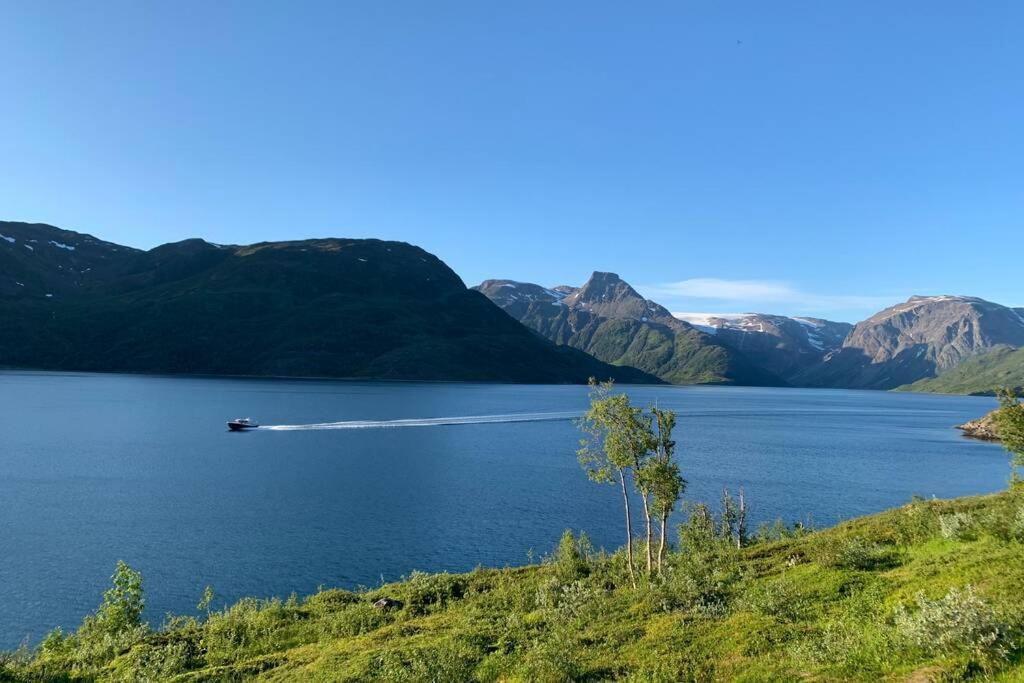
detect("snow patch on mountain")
(671, 312), (746, 333)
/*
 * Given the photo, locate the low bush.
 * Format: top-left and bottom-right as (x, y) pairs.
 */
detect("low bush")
(814, 536), (899, 570)
(939, 512), (977, 540)
(400, 571), (468, 616)
(894, 585), (1008, 664)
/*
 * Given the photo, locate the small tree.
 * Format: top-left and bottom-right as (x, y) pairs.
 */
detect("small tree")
(631, 411), (658, 576)
(994, 387), (1024, 481)
(197, 585), (215, 613)
(578, 379), (651, 587)
(737, 488), (748, 549)
(554, 530), (590, 583)
(96, 560), (145, 634)
(720, 489), (738, 543)
(641, 407), (686, 572)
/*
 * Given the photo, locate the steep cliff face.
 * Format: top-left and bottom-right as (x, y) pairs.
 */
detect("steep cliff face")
(475, 272), (784, 386)
(800, 296), (1024, 389)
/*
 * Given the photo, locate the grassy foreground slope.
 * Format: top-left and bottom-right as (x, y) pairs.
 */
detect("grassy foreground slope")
(898, 346), (1024, 395)
(5, 490), (1024, 682)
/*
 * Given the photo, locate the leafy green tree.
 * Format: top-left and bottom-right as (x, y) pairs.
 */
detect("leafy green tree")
(578, 379), (651, 587)
(96, 560), (145, 634)
(641, 407), (686, 572)
(554, 530), (590, 583)
(995, 387), (1024, 480)
(630, 411), (658, 576)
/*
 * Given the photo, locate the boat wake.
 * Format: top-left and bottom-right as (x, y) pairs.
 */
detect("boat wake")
(262, 411), (581, 431)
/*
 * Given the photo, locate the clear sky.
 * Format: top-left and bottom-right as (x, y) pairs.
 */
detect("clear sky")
(1, 2), (1021, 322)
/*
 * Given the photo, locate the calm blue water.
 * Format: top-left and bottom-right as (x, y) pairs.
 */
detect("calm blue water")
(0, 371), (1008, 648)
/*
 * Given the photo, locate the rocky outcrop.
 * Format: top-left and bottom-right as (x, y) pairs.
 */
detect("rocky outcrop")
(800, 296), (1024, 390)
(957, 412), (1000, 441)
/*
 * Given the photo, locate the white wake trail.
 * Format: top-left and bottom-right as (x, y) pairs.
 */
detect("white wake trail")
(262, 411), (581, 431)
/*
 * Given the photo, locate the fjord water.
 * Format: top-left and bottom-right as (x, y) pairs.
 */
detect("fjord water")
(0, 372), (1007, 648)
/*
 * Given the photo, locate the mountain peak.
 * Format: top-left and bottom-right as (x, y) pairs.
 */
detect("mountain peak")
(547, 271), (674, 325)
(569, 271), (642, 305)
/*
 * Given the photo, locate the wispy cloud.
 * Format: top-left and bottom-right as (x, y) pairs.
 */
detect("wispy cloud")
(640, 278), (897, 317)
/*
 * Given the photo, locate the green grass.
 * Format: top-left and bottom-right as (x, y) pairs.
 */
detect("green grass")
(4, 489), (1024, 682)
(897, 346), (1024, 395)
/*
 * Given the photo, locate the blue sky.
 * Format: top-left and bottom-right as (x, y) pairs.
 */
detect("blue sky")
(1, 2), (1021, 322)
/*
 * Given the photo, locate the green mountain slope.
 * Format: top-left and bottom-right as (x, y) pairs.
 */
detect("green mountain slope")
(475, 273), (785, 386)
(7, 489), (1023, 681)
(0, 222), (656, 384)
(897, 345), (1024, 395)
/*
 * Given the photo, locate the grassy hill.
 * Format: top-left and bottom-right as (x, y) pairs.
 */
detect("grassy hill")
(897, 346), (1024, 395)
(5, 488), (1023, 681)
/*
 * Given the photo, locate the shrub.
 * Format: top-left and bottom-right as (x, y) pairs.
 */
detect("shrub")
(895, 499), (940, 543)
(108, 638), (196, 681)
(303, 588), (361, 615)
(552, 529), (591, 583)
(370, 637), (480, 682)
(45, 561), (152, 673)
(939, 512), (977, 541)
(743, 578), (807, 623)
(401, 571), (467, 615)
(536, 573), (593, 622)
(894, 586), (1008, 663)
(201, 596), (303, 665)
(317, 601), (390, 639)
(1012, 506), (1024, 542)
(815, 537), (897, 570)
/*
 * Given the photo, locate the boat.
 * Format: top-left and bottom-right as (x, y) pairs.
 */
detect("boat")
(227, 417), (259, 431)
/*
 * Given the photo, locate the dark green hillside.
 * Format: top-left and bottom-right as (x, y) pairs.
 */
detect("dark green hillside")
(0, 222), (656, 384)
(898, 346), (1024, 395)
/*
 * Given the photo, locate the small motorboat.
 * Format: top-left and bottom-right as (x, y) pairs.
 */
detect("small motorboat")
(227, 417), (260, 431)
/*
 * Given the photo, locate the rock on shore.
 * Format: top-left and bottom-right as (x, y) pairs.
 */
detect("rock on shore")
(957, 411), (1001, 441)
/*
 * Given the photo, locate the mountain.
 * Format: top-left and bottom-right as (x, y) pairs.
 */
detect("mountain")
(799, 296), (1024, 390)
(673, 312), (852, 382)
(474, 273), (784, 386)
(897, 345), (1024, 395)
(0, 221), (657, 384)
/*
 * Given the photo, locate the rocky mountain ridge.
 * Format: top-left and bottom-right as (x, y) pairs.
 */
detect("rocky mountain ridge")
(800, 295), (1024, 389)
(476, 273), (785, 386)
(672, 312), (852, 381)
(477, 274), (1024, 392)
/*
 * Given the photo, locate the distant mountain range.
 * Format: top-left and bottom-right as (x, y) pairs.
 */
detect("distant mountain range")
(0, 221), (655, 384)
(474, 274), (783, 386)
(476, 274), (1024, 394)
(4, 220), (1022, 394)
(800, 296), (1024, 391)
(672, 312), (852, 382)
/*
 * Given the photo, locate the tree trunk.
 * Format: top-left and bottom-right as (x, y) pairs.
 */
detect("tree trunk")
(640, 493), (653, 576)
(737, 488), (747, 549)
(657, 512), (668, 572)
(618, 470), (637, 588)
